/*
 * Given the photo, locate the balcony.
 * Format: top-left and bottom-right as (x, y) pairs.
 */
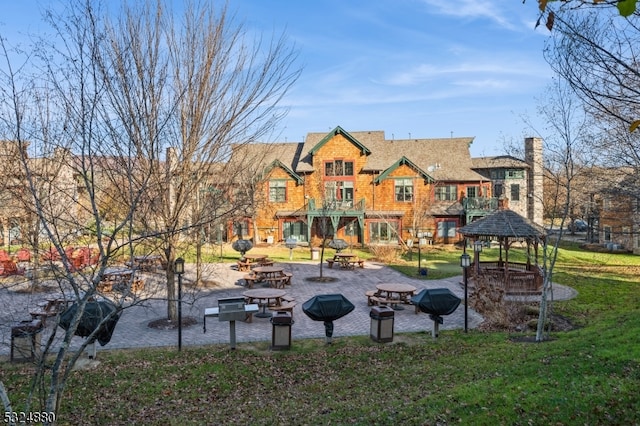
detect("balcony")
(463, 197), (498, 214)
(308, 198), (365, 213)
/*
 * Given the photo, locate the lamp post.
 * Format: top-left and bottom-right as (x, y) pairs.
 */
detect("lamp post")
(416, 232), (423, 275)
(473, 240), (483, 274)
(460, 251), (471, 333)
(174, 257), (185, 351)
(218, 224), (224, 259)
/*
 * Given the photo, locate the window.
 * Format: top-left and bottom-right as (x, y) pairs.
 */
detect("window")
(325, 181), (354, 207)
(466, 187), (478, 198)
(494, 184), (503, 198)
(269, 180), (286, 202)
(395, 179), (413, 202)
(437, 221), (457, 238)
(510, 184), (520, 201)
(435, 185), (457, 201)
(369, 221), (398, 244)
(506, 169), (524, 179)
(325, 160), (354, 176)
(283, 220), (308, 242)
(490, 169), (524, 179)
(603, 226), (611, 242)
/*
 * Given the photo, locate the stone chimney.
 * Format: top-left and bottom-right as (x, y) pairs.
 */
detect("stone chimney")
(525, 137), (543, 226)
(498, 195), (509, 210)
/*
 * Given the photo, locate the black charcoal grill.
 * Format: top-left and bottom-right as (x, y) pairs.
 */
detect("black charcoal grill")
(411, 288), (461, 338)
(302, 294), (355, 344)
(59, 300), (121, 357)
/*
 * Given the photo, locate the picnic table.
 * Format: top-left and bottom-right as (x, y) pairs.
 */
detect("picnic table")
(132, 254), (163, 271)
(243, 288), (286, 318)
(372, 283), (417, 311)
(327, 253), (364, 269)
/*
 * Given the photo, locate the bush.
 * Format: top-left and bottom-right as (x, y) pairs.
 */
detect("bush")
(368, 244), (400, 262)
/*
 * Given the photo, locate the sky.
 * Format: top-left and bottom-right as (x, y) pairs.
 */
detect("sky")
(0, 0), (553, 157)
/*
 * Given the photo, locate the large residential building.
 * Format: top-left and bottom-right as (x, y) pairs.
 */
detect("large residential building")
(225, 127), (544, 247)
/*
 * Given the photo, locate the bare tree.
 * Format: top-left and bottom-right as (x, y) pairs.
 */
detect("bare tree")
(544, 8), (640, 233)
(96, 0), (300, 322)
(0, 0), (300, 420)
(527, 77), (595, 341)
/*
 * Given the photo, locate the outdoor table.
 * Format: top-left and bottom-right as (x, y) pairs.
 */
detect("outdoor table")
(244, 254), (268, 263)
(334, 253), (357, 269)
(375, 283), (417, 310)
(242, 288), (286, 318)
(252, 266), (284, 281)
(99, 268), (134, 292)
(133, 254), (162, 271)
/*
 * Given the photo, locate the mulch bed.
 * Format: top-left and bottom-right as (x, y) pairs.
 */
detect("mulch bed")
(148, 316), (198, 330)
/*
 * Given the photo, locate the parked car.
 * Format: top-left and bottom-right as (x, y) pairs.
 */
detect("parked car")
(568, 219), (588, 232)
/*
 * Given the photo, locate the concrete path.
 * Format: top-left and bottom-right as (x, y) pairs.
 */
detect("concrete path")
(0, 260), (576, 358)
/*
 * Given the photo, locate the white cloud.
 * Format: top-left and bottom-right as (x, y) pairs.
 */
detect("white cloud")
(419, 0), (516, 30)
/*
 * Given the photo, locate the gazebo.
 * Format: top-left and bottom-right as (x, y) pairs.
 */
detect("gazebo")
(458, 208), (546, 295)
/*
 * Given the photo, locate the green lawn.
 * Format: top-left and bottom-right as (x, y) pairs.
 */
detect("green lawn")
(3, 243), (640, 425)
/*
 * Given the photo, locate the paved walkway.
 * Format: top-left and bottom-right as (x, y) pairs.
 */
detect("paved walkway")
(0, 261), (576, 357)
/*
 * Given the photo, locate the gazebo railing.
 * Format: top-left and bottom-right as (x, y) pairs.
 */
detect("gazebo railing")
(472, 262), (543, 294)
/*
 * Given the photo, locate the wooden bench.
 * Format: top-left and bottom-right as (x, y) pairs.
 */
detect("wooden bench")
(283, 272), (293, 286)
(267, 276), (288, 289)
(237, 260), (251, 272)
(365, 290), (379, 306)
(259, 258), (275, 267)
(281, 294), (296, 303)
(326, 259), (335, 268)
(369, 296), (401, 309)
(243, 274), (259, 288)
(270, 301), (296, 319)
(356, 259), (365, 268)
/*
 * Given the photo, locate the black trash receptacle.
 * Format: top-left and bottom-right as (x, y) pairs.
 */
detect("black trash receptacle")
(370, 305), (394, 343)
(270, 311), (293, 350)
(11, 319), (43, 362)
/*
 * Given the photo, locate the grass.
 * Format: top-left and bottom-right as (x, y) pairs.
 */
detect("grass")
(3, 243), (640, 425)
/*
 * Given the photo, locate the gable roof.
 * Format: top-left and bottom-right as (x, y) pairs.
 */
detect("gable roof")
(373, 156), (434, 184)
(264, 159), (303, 184)
(308, 126), (371, 157)
(228, 127), (488, 184)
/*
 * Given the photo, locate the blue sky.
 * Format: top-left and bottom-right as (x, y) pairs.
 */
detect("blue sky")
(1, 1), (552, 156)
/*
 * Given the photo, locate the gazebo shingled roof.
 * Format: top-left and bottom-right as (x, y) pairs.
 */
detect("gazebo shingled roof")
(458, 209), (546, 240)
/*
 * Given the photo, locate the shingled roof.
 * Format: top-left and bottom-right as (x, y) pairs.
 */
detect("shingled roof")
(295, 127), (484, 181)
(458, 208), (546, 239)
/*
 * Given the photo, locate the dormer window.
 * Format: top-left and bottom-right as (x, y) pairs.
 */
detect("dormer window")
(325, 160), (353, 177)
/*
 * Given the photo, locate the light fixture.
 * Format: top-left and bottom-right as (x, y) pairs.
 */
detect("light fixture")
(174, 257), (185, 351)
(174, 257), (185, 274)
(460, 252), (471, 268)
(460, 252), (471, 332)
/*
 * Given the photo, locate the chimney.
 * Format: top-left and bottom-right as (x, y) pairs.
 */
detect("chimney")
(498, 195), (509, 210)
(525, 137), (543, 225)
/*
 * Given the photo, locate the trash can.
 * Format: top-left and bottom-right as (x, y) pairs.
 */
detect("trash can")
(11, 319), (43, 362)
(370, 305), (394, 343)
(270, 311), (293, 350)
(311, 247), (320, 261)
